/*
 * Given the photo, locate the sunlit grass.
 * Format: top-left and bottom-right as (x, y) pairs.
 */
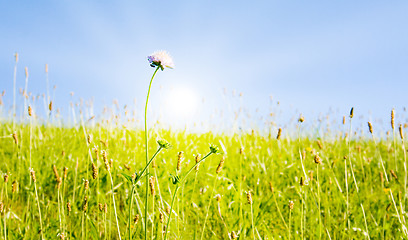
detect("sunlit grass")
(0, 117), (407, 239)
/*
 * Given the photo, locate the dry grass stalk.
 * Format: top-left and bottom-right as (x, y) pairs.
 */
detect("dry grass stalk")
(368, 122), (373, 134)
(149, 177), (156, 196)
(92, 163), (98, 180)
(391, 109), (395, 130)
(216, 157), (225, 174)
(83, 196), (88, 212)
(28, 106), (32, 117)
(30, 169), (36, 182)
(12, 132), (18, 145)
(247, 191), (253, 205)
(276, 128), (282, 140)
(195, 154), (201, 171)
(12, 180), (18, 193)
(400, 124), (404, 140)
(289, 200), (294, 210)
(134, 214), (140, 224)
(84, 180), (89, 191)
(67, 202), (72, 213)
(177, 151), (184, 171)
(269, 182), (274, 193)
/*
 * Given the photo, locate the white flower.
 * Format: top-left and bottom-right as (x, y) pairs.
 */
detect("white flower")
(147, 51), (174, 70)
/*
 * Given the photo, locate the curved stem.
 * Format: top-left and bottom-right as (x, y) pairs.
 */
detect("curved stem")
(144, 66), (160, 240)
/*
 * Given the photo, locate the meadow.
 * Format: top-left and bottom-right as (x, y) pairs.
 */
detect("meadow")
(1, 105), (407, 239)
(0, 53), (407, 240)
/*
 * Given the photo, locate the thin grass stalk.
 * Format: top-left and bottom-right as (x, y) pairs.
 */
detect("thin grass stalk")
(33, 181), (44, 240)
(164, 152), (213, 240)
(199, 177), (218, 240)
(250, 201), (255, 240)
(273, 191), (288, 231)
(12, 53), (17, 130)
(109, 172), (122, 240)
(317, 164), (321, 240)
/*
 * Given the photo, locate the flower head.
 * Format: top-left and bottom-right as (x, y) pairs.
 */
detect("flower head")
(157, 139), (172, 149)
(210, 144), (221, 154)
(148, 51), (174, 70)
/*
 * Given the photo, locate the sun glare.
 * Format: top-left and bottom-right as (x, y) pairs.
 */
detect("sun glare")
(163, 86), (198, 121)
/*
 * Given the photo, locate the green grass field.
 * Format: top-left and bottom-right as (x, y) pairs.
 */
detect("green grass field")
(0, 110), (407, 239)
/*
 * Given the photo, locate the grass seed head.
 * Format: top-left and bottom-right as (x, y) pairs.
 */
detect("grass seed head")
(298, 115), (305, 123)
(269, 182), (274, 193)
(152, 159), (158, 168)
(93, 147), (99, 160)
(300, 176), (304, 186)
(314, 154), (321, 164)
(98, 203), (103, 212)
(84, 179), (89, 191)
(159, 212), (164, 223)
(104, 203), (108, 213)
(28, 106), (32, 117)
(177, 151), (184, 171)
(343, 116), (346, 125)
(0, 201), (3, 213)
(134, 214), (140, 224)
(216, 194), (221, 202)
(149, 177), (156, 196)
(231, 231), (238, 239)
(239, 147), (244, 155)
(4, 173), (8, 183)
(400, 124), (404, 140)
(30, 169), (36, 182)
(195, 154), (201, 171)
(289, 200), (294, 210)
(83, 196), (88, 212)
(52, 165), (60, 181)
(124, 163), (131, 171)
(87, 134), (93, 144)
(390, 170), (398, 180)
(63, 167), (68, 179)
(380, 172), (384, 184)
(247, 191), (253, 205)
(12, 132), (18, 145)
(391, 109), (395, 130)
(12, 180), (18, 193)
(316, 140), (323, 149)
(276, 128), (282, 140)
(216, 156), (225, 174)
(166, 206), (170, 215)
(349, 107), (354, 118)
(92, 163), (98, 179)
(368, 122), (373, 134)
(67, 202), (72, 213)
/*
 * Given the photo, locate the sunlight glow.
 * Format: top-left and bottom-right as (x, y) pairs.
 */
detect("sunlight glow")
(163, 86), (198, 121)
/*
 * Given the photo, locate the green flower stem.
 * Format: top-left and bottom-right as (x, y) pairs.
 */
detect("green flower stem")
(138, 147), (162, 182)
(144, 66), (160, 240)
(129, 146), (162, 240)
(164, 151), (213, 240)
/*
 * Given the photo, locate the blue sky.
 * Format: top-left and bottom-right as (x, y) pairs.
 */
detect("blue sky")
(1, 1), (407, 132)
